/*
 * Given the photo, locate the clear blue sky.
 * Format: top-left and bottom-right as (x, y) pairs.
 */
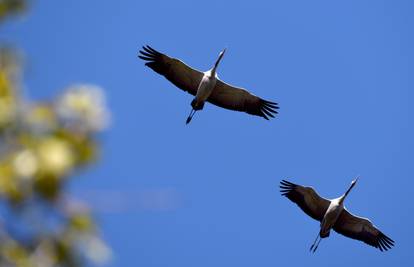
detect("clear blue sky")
(1, 0), (413, 266)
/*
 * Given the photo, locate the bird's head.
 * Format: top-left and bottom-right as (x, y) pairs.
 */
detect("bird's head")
(351, 176), (359, 187)
(342, 176), (359, 201)
(219, 48), (226, 58)
(340, 176), (359, 203)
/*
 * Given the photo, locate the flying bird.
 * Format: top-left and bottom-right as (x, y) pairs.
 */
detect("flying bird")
(280, 178), (394, 252)
(138, 45), (278, 124)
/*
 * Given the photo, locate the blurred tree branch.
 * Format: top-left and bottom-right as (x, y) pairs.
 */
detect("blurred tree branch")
(0, 2), (111, 266)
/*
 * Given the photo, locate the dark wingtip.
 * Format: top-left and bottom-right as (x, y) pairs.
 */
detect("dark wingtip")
(279, 180), (296, 195)
(280, 180), (295, 186)
(259, 99), (279, 120)
(262, 107), (275, 118)
(375, 232), (394, 252)
(380, 233), (394, 250)
(138, 45), (162, 63)
(138, 55), (152, 61)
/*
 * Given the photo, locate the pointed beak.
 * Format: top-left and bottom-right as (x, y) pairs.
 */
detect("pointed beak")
(353, 176), (359, 184)
(214, 48), (226, 69)
(219, 48), (227, 58)
(219, 48), (226, 58)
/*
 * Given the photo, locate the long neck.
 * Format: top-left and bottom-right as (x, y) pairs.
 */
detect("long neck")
(211, 54), (224, 75)
(339, 183), (355, 204)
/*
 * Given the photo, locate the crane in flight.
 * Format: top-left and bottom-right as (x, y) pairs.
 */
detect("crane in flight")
(138, 45), (278, 124)
(280, 178), (394, 252)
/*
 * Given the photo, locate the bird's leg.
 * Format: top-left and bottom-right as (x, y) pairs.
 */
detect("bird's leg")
(309, 232), (320, 252)
(185, 109), (197, 124)
(312, 237), (322, 253)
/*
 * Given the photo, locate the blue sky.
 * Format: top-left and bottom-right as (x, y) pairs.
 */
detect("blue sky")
(1, 0), (413, 266)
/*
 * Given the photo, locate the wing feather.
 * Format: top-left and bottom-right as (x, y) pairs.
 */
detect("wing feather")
(138, 45), (203, 95)
(333, 209), (394, 251)
(208, 80), (279, 119)
(280, 180), (330, 221)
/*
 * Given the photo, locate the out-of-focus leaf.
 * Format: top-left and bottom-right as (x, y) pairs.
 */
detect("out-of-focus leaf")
(0, 0), (27, 21)
(0, 163), (24, 203)
(23, 103), (57, 134)
(69, 213), (94, 232)
(0, 71), (16, 127)
(33, 174), (60, 200)
(1, 240), (30, 267)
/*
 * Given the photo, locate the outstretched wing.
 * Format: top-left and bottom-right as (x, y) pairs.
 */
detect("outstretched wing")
(280, 180), (330, 221)
(333, 209), (394, 251)
(208, 80), (279, 120)
(138, 45), (203, 95)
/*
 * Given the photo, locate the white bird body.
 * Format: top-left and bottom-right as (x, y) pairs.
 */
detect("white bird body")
(280, 178), (394, 252)
(193, 70), (217, 107)
(319, 197), (344, 238)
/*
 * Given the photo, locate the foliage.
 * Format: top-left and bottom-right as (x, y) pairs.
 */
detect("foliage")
(0, 0), (27, 21)
(0, 3), (111, 267)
